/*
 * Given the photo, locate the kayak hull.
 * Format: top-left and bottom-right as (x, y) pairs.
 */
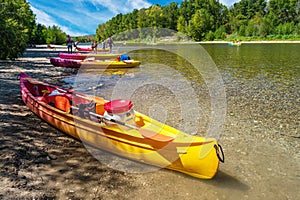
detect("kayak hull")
(58, 52), (120, 60)
(75, 46), (110, 52)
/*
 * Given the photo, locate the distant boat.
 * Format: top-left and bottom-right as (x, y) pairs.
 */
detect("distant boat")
(228, 41), (242, 46)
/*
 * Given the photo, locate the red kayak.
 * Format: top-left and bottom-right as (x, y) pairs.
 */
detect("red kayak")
(50, 57), (81, 68)
(58, 52), (120, 60)
(75, 46), (110, 52)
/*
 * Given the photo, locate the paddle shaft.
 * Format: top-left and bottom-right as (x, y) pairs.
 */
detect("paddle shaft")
(70, 106), (174, 142)
(72, 106), (136, 129)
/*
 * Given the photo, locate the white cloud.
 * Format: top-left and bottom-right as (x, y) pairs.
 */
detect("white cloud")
(28, 0), (156, 36)
(219, 0), (240, 7)
(88, 0), (151, 14)
(30, 5), (85, 36)
(127, 0), (152, 10)
(31, 6), (56, 26)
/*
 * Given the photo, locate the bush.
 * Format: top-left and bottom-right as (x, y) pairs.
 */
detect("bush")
(205, 31), (215, 41)
(0, 0), (35, 60)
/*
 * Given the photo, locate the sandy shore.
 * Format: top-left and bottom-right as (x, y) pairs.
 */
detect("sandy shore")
(0, 48), (299, 199)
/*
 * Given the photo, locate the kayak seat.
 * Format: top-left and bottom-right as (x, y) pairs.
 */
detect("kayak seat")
(95, 103), (105, 116)
(54, 95), (71, 113)
(44, 95), (71, 113)
(29, 84), (49, 97)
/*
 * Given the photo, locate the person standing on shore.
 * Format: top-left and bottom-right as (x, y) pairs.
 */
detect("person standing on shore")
(66, 35), (73, 53)
(91, 41), (98, 53)
(107, 36), (113, 53)
(102, 41), (106, 51)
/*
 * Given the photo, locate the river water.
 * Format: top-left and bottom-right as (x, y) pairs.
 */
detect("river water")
(62, 43), (299, 199)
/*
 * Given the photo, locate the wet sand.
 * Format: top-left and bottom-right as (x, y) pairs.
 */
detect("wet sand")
(0, 48), (299, 199)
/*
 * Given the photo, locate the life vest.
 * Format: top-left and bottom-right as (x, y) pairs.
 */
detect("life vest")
(118, 54), (130, 61)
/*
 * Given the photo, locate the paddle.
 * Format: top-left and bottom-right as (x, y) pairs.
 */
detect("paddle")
(71, 106), (175, 143)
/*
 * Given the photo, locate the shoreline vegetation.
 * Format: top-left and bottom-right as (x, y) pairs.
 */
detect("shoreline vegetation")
(95, 0), (300, 43)
(39, 39), (300, 50)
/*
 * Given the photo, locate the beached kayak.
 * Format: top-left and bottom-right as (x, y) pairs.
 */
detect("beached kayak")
(50, 57), (141, 68)
(58, 52), (120, 60)
(75, 46), (110, 52)
(20, 73), (224, 179)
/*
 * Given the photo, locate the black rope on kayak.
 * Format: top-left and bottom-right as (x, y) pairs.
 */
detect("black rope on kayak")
(76, 101), (95, 119)
(214, 144), (225, 163)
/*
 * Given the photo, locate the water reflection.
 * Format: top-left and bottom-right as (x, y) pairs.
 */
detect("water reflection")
(203, 43), (300, 86)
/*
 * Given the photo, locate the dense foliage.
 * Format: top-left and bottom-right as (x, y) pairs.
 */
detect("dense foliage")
(0, 0), (35, 59)
(96, 0), (300, 42)
(30, 24), (66, 45)
(30, 24), (93, 45)
(0, 0), (93, 60)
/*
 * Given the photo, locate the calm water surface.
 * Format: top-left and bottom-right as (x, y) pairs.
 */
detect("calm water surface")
(62, 43), (299, 199)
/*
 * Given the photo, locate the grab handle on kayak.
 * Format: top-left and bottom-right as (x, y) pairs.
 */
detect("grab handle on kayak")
(214, 144), (225, 163)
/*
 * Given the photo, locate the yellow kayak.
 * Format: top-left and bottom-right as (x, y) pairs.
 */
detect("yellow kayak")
(58, 52), (120, 60)
(81, 59), (141, 68)
(50, 57), (141, 68)
(20, 73), (224, 179)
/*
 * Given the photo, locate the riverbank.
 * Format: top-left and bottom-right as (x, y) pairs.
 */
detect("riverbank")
(0, 48), (299, 199)
(33, 39), (300, 50)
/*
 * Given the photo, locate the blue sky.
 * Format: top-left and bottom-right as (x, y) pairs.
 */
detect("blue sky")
(28, 0), (239, 36)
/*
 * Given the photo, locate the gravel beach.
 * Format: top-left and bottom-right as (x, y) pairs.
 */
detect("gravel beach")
(0, 47), (299, 199)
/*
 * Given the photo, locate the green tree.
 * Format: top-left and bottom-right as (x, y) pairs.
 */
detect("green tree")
(163, 2), (179, 30)
(177, 15), (186, 33)
(45, 25), (66, 45)
(0, 0), (35, 59)
(30, 23), (47, 44)
(268, 0), (299, 25)
(215, 26), (227, 39)
(188, 9), (212, 41)
(94, 0), (300, 42)
(146, 5), (164, 28)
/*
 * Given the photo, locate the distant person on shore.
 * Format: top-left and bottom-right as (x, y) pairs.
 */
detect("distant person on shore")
(66, 35), (73, 53)
(107, 36), (113, 53)
(47, 44), (56, 50)
(73, 41), (79, 51)
(91, 41), (98, 53)
(102, 41), (106, 50)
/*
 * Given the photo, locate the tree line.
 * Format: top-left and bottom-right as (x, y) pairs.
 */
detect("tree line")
(30, 24), (95, 45)
(1, 0), (299, 59)
(96, 0), (300, 42)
